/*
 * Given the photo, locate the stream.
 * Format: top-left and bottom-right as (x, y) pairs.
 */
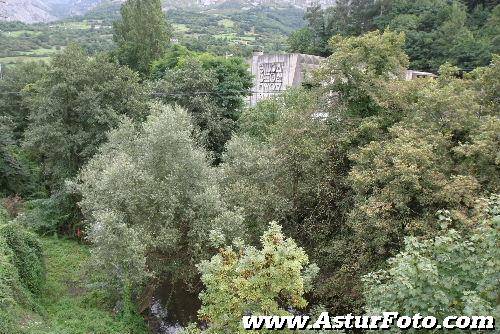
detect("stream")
(147, 279), (201, 334)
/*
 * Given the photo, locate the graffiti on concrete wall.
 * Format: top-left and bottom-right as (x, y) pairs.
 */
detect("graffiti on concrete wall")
(258, 62), (284, 92)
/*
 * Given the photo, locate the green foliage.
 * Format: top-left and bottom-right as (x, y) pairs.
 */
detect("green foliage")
(467, 53), (500, 113)
(113, 0), (173, 74)
(363, 202), (499, 325)
(0, 224), (45, 297)
(78, 102), (244, 297)
(314, 35), (498, 312)
(222, 32), (499, 315)
(194, 222), (318, 333)
(0, 61), (48, 140)
(0, 215), (45, 334)
(23, 44), (149, 191)
(0, 232), (25, 334)
(21, 237), (150, 334)
(150, 44), (192, 79)
(152, 52), (252, 160)
(288, 27), (324, 55)
(293, 0), (498, 71)
(377, 0), (493, 70)
(17, 187), (82, 235)
(317, 30), (408, 117)
(0, 116), (42, 198)
(222, 88), (331, 239)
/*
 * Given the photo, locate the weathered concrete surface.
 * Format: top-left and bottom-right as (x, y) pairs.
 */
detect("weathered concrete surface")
(248, 52), (437, 106)
(249, 52), (324, 106)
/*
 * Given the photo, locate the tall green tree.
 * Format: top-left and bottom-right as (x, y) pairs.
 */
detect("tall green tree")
(113, 0), (172, 74)
(79, 103), (244, 297)
(23, 45), (149, 190)
(0, 61), (48, 141)
(0, 116), (40, 198)
(375, 0), (494, 70)
(152, 52), (252, 161)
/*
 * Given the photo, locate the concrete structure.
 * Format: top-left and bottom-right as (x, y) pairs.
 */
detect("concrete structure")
(248, 52), (437, 106)
(249, 52), (324, 106)
(405, 70), (437, 80)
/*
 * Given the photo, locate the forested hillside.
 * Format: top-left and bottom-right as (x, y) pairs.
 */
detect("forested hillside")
(0, 3), (305, 66)
(289, 0), (499, 71)
(0, 0), (499, 333)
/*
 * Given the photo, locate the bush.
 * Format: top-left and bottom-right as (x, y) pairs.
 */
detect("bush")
(79, 102), (244, 298)
(0, 117), (42, 199)
(194, 222), (319, 333)
(0, 233), (24, 334)
(17, 187), (82, 236)
(363, 201), (499, 327)
(0, 214), (45, 333)
(0, 223), (45, 296)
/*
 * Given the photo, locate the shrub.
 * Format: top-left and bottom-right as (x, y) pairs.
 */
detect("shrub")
(190, 222), (318, 334)
(79, 102), (244, 298)
(0, 214), (45, 333)
(0, 223), (45, 296)
(17, 187), (82, 236)
(363, 202), (499, 328)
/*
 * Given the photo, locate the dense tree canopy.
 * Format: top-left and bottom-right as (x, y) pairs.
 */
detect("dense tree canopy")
(364, 198), (499, 327)
(79, 103), (245, 296)
(289, 0), (499, 71)
(0, 62), (48, 141)
(152, 49), (252, 161)
(223, 31), (499, 314)
(113, 0), (173, 74)
(23, 45), (149, 190)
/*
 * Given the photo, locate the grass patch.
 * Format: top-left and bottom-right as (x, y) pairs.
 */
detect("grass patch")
(218, 19), (235, 28)
(214, 32), (237, 40)
(26, 48), (60, 56)
(3, 30), (42, 37)
(51, 21), (91, 30)
(172, 23), (189, 33)
(20, 237), (149, 334)
(239, 35), (256, 41)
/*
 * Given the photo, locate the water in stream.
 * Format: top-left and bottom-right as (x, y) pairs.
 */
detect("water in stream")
(148, 280), (201, 334)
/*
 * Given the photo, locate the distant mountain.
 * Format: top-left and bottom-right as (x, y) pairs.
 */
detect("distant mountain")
(69, 0), (123, 16)
(0, 0), (57, 23)
(0, 0), (335, 23)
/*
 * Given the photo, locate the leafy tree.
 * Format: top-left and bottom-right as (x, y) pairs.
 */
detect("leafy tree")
(221, 88), (331, 239)
(293, 0), (497, 71)
(150, 45), (191, 80)
(222, 31), (499, 315)
(23, 45), (149, 191)
(375, 0), (494, 70)
(288, 27), (321, 55)
(363, 199), (499, 328)
(316, 30), (409, 118)
(0, 116), (40, 198)
(152, 52), (252, 161)
(78, 102), (244, 298)
(0, 61), (48, 141)
(289, 1), (379, 56)
(113, 0), (172, 74)
(191, 222), (318, 334)
(468, 53), (500, 113)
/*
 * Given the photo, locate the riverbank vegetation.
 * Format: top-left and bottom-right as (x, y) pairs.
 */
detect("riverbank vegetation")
(1, 0), (499, 333)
